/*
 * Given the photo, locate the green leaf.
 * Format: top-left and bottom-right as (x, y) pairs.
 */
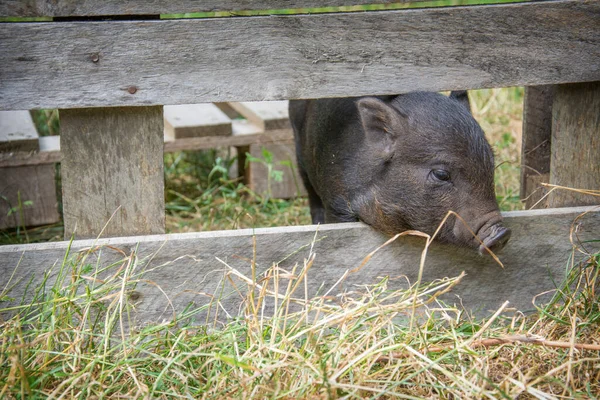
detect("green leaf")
(271, 170), (284, 182)
(261, 148), (274, 164)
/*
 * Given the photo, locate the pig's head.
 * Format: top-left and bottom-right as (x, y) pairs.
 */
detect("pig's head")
(351, 91), (510, 254)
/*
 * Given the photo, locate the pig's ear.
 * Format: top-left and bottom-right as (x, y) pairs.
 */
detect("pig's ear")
(449, 90), (472, 114)
(357, 97), (406, 136)
(357, 97), (406, 160)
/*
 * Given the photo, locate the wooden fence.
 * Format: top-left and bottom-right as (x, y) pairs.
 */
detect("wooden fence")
(0, 0), (599, 320)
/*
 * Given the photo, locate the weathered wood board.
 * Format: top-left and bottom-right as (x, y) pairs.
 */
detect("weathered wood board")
(1, 207), (598, 324)
(520, 85), (554, 208)
(1, 1), (598, 110)
(549, 82), (600, 207)
(524, 173), (550, 210)
(0, 110), (39, 152)
(60, 106), (165, 239)
(164, 128), (293, 153)
(0, 165), (60, 229)
(0, 136), (61, 167)
(229, 101), (291, 131)
(164, 103), (232, 139)
(0, 0), (430, 17)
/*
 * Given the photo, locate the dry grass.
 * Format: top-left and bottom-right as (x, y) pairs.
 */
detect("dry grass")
(1, 231), (598, 399)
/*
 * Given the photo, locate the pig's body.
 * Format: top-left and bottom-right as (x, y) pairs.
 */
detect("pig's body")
(289, 92), (510, 254)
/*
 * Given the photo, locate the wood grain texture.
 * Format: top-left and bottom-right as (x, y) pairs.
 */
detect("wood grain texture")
(0, 146), (61, 167)
(229, 101), (291, 131)
(549, 82), (600, 207)
(0, 164), (59, 228)
(60, 106), (165, 239)
(1, 207), (598, 323)
(0, 0), (427, 17)
(1, 1), (598, 110)
(524, 173), (550, 210)
(0, 134), (61, 167)
(248, 140), (307, 199)
(0, 110), (39, 152)
(520, 85), (554, 207)
(164, 103), (232, 138)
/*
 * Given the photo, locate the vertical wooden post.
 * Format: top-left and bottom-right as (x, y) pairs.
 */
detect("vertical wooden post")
(520, 86), (555, 208)
(60, 106), (165, 239)
(236, 145), (251, 185)
(548, 82), (600, 208)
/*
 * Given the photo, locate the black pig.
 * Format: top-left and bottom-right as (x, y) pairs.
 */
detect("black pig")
(289, 91), (510, 254)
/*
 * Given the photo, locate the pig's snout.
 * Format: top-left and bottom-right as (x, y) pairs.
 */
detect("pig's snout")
(478, 224), (511, 255)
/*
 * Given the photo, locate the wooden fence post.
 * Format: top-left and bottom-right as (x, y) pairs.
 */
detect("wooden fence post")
(548, 82), (600, 208)
(60, 106), (165, 239)
(520, 86), (555, 208)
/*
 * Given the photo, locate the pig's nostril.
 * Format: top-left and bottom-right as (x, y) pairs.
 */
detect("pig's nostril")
(490, 228), (511, 251)
(478, 226), (511, 255)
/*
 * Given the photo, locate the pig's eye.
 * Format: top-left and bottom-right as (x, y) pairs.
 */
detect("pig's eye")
(431, 169), (451, 182)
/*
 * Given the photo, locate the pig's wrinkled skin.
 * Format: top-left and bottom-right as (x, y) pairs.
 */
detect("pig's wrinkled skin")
(289, 91), (511, 254)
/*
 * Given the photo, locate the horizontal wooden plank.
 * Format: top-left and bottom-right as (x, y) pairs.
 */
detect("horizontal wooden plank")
(163, 128), (293, 152)
(0, 0), (429, 17)
(229, 101), (291, 131)
(1, 206), (599, 323)
(0, 144), (62, 167)
(0, 110), (39, 152)
(164, 103), (232, 139)
(1, 1), (598, 110)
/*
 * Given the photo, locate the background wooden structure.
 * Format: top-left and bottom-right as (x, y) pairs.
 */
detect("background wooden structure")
(0, 0), (599, 319)
(0, 111), (60, 229)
